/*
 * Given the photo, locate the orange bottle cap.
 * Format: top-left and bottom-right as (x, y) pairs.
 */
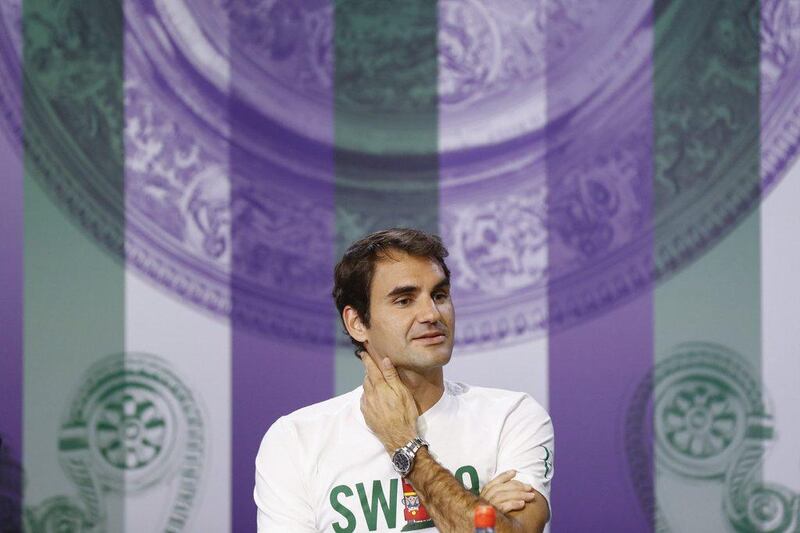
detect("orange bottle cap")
(474, 504), (496, 527)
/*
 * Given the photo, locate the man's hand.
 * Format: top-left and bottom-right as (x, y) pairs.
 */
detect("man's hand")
(360, 354), (419, 452)
(480, 470), (537, 514)
(361, 354), (550, 532)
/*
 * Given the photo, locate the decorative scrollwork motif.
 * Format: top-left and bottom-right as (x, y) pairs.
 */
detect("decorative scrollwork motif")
(23, 353), (205, 532)
(626, 342), (800, 533)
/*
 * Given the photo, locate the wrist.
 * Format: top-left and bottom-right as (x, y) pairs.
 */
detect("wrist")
(390, 436), (429, 476)
(386, 430), (419, 453)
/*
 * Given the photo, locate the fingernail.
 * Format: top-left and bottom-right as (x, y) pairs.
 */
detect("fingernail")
(382, 358), (392, 369)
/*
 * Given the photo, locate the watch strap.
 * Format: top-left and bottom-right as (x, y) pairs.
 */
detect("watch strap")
(406, 437), (428, 455)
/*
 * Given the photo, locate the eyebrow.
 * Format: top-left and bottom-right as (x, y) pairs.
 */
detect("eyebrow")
(385, 279), (450, 299)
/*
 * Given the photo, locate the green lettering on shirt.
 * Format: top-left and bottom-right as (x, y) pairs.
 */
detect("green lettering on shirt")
(356, 478), (398, 531)
(455, 465), (480, 496)
(330, 484), (357, 533)
(538, 445), (553, 479)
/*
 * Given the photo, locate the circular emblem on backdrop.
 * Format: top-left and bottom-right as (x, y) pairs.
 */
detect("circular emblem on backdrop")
(24, 496), (88, 533)
(60, 353), (202, 493)
(651, 343), (763, 479)
(92, 386), (170, 472)
(734, 483), (799, 533)
(2, 0), (800, 349)
(625, 343), (800, 533)
(19, 353), (206, 532)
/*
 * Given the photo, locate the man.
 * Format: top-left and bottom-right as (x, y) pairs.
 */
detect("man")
(255, 228), (554, 532)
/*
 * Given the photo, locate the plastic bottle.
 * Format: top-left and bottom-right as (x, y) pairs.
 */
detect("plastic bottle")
(474, 504), (496, 533)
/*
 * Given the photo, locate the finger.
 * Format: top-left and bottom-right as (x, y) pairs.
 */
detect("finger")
(486, 490), (525, 511)
(499, 500), (526, 513)
(361, 353), (375, 389)
(361, 353), (385, 386)
(480, 470), (517, 496)
(486, 486), (536, 506)
(491, 484), (536, 498)
(363, 374), (374, 391)
(498, 491), (536, 504)
(498, 500), (525, 513)
(499, 480), (531, 492)
(481, 486), (513, 502)
(379, 357), (401, 388)
(513, 490), (536, 501)
(489, 470), (517, 486)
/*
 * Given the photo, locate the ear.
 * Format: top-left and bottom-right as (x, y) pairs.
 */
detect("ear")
(342, 306), (368, 344)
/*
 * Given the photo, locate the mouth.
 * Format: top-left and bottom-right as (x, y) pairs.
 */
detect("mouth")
(413, 332), (447, 345)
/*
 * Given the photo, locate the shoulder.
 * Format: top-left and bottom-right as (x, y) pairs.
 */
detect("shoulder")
(281, 387), (361, 425)
(447, 381), (549, 420)
(258, 387), (362, 449)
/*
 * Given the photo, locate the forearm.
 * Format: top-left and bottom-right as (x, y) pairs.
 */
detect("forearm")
(407, 448), (528, 533)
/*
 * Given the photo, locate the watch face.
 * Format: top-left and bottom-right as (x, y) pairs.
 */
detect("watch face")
(393, 452), (411, 474)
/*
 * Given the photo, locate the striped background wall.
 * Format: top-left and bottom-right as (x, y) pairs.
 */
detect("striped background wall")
(2, 1), (800, 532)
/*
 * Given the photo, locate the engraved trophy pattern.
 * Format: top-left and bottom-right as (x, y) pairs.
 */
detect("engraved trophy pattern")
(1, 0), (798, 349)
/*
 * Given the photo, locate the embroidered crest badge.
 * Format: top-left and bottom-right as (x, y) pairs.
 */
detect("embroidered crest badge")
(401, 478), (435, 531)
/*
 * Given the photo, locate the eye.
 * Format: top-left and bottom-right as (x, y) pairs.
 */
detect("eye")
(433, 291), (450, 303)
(394, 297), (412, 306)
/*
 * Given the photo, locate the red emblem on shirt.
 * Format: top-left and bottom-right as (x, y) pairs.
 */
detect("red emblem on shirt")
(402, 478), (433, 528)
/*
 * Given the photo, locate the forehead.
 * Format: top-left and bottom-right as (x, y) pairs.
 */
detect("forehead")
(370, 251), (446, 293)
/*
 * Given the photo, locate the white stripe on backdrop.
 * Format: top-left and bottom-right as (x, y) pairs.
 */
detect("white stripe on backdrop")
(762, 157), (800, 495)
(124, 272), (231, 531)
(448, 339), (549, 414)
(123, 0), (231, 528)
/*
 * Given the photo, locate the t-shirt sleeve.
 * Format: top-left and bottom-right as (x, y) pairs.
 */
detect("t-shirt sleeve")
(254, 417), (317, 532)
(494, 394), (555, 511)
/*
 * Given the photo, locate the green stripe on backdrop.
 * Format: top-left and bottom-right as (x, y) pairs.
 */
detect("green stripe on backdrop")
(333, 0), (439, 394)
(23, 0), (125, 530)
(653, 1), (761, 531)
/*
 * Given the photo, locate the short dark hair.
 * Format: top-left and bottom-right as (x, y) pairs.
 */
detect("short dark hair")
(333, 228), (451, 355)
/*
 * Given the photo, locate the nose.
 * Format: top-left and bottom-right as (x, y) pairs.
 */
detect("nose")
(417, 295), (443, 324)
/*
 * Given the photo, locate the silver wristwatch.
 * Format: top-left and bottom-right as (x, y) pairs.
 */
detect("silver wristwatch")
(391, 437), (429, 476)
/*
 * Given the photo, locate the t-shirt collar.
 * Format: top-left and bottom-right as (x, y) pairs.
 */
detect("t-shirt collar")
(417, 380), (455, 436)
(352, 380), (455, 437)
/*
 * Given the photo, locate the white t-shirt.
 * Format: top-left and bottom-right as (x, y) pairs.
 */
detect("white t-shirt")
(254, 380), (554, 532)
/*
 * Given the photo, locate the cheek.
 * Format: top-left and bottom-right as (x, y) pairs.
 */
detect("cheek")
(390, 313), (416, 345)
(370, 316), (408, 347)
(369, 308), (417, 347)
(442, 302), (455, 322)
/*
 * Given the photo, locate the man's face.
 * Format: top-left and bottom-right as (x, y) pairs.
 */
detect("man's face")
(360, 251), (455, 372)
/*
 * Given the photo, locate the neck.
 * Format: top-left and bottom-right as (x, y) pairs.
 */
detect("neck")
(397, 367), (445, 415)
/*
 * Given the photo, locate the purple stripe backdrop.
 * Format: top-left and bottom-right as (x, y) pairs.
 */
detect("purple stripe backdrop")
(229, 1), (336, 530)
(0, 122), (22, 459)
(547, 302), (654, 530)
(546, 3), (655, 531)
(0, 11), (22, 509)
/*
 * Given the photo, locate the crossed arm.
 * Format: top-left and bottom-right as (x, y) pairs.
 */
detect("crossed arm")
(408, 447), (549, 532)
(360, 355), (549, 533)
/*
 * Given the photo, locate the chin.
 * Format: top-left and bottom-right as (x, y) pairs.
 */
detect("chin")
(415, 346), (453, 367)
